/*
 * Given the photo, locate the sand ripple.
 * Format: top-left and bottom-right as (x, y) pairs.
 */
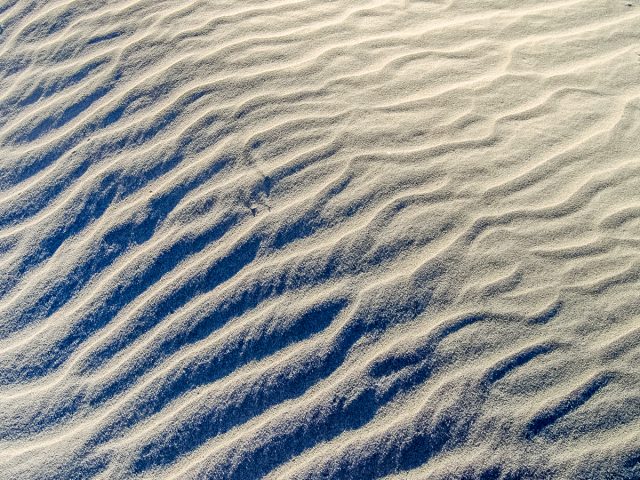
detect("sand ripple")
(0, 0), (639, 478)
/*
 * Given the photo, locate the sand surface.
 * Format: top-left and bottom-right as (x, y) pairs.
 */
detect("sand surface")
(0, 0), (639, 478)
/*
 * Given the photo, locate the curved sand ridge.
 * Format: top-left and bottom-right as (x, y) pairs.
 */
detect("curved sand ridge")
(0, 0), (639, 478)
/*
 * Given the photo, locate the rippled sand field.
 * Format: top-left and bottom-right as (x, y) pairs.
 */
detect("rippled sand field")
(0, 1), (639, 478)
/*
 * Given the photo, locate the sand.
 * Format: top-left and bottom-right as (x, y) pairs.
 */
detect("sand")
(0, 0), (639, 478)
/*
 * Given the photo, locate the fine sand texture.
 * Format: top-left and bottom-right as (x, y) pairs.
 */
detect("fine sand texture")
(1, 0), (639, 479)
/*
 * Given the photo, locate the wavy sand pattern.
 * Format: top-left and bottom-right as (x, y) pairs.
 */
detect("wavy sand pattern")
(0, 0), (639, 478)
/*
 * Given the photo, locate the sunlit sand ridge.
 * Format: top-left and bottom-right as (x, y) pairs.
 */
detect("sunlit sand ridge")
(0, 0), (639, 478)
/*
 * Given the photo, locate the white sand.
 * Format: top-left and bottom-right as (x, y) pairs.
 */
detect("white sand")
(0, 0), (639, 478)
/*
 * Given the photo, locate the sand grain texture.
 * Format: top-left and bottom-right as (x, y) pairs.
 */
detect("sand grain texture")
(0, 0), (639, 478)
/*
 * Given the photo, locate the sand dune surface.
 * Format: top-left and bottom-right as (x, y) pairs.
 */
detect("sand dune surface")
(0, 0), (639, 478)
